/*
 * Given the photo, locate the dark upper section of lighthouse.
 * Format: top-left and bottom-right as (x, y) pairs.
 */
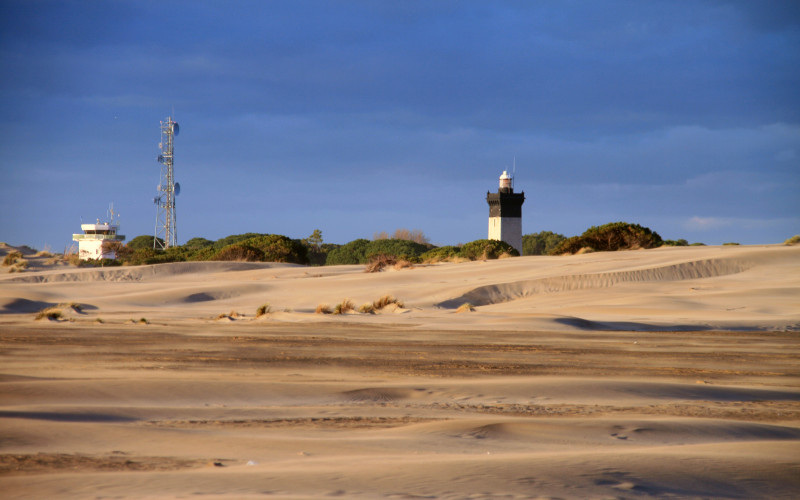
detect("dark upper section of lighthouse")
(487, 190), (525, 218)
(487, 170), (525, 217)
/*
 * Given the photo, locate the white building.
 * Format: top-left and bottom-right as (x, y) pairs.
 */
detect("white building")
(72, 215), (125, 261)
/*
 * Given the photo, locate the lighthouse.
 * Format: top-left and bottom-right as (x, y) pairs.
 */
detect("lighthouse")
(486, 170), (525, 254)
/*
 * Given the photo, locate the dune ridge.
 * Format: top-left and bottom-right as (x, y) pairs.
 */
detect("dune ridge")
(2, 261), (298, 284)
(437, 256), (753, 308)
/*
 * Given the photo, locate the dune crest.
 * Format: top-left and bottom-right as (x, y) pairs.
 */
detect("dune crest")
(437, 256), (752, 308)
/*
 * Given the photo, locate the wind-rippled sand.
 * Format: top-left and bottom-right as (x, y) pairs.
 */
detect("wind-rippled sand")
(1, 244), (798, 499)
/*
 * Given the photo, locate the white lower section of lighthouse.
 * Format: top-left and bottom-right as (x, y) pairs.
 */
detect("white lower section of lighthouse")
(488, 217), (522, 254)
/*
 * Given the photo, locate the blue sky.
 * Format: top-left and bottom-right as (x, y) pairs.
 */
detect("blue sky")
(1, 0), (798, 250)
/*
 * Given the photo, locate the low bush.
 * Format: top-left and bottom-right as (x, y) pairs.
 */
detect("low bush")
(459, 239), (519, 260)
(214, 244), (264, 262)
(237, 234), (309, 264)
(327, 238), (430, 266)
(183, 237), (214, 250)
(785, 235), (800, 246)
(663, 239), (689, 246)
(723, 242), (740, 246)
(325, 239), (371, 265)
(365, 239), (429, 262)
(420, 245), (461, 263)
(522, 231), (567, 256)
(315, 304), (332, 314)
(127, 235), (163, 250)
(550, 222), (663, 255)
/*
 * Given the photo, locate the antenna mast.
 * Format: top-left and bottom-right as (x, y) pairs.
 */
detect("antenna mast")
(153, 116), (180, 249)
(511, 157), (516, 190)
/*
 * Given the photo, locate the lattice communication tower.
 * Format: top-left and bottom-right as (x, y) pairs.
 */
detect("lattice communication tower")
(153, 116), (180, 249)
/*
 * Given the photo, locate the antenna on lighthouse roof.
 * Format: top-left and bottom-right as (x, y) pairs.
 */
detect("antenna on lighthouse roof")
(512, 157), (516, 189)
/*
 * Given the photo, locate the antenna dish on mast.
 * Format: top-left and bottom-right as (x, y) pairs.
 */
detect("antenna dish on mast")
(172, 122), (179, 135)
(174, 182), (181, 196)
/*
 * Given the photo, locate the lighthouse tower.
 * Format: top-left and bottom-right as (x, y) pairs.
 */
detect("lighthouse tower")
(486, 170), (525, 254)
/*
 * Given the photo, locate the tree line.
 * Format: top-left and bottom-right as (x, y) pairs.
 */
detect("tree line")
(88, 222), (703, 267)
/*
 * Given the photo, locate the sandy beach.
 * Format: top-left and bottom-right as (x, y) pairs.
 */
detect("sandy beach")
(1, 244), (798, 499)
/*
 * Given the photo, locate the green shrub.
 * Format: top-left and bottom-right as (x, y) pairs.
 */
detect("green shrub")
(785, 235), (800, 246)
(325, 239), (371, 265)
(522, 231), (567, 256)
(663, 239), (689, 246)
(184, 237), (214, 250)
(459, 239), (519, 260)
(211, 233), (264, 249)
(214, 244), (264, 262)
(239, 234), (308, 264)
(722, 242), (740, 246)
(127, 235), (163, 250)
(77, 258), (123, 267)
(326, 238), (430, 266)
(420, 245), (461, 262)
(550, 222), (663, 255)
(364, 239), (429, 262)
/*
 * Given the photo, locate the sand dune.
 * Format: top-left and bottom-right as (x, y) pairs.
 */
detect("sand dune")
(1, 244), (798, 498)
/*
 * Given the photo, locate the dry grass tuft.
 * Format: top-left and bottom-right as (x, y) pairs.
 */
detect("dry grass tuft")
(366, 254), (415, 272)
(359, 303), (375, 314)
(35, 308), (63, 321)
(2, 251), (22, 266)
(333, 299), (355, 315)
(35, 250), (54, 258)
(393, 259), (414, 270)
(372, 295), (404, 310)
(62, 244), (80, 266)
(256, 303), (272, 317)
(315, 304), (333, 314)
(784, 235), (800, 246)
(365, 254), (396, 273)
(216, 311), (241, 320)
(58, 302), (83, 313)
(456, 303), (475, 313)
